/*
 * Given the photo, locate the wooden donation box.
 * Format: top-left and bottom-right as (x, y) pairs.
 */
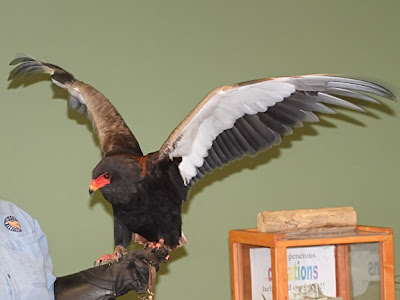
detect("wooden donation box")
(229, 207), (395, 300)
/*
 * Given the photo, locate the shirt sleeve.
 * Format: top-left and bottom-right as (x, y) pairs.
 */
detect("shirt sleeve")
(34, 218), (56, 299)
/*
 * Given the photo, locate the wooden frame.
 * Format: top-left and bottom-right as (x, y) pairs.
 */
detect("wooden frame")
(229, 226), (395, 300)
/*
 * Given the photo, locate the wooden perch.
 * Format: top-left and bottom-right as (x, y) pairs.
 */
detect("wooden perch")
(257, 206), (357, 234)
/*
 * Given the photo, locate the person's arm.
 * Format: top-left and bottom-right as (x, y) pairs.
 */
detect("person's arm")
(34, 218), (57, 298)
(54, 246), (168, 300)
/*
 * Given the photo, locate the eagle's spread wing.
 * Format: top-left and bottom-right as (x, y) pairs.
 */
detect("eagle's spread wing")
(157, 75), (395, 185)
(9, 57), (143, 157)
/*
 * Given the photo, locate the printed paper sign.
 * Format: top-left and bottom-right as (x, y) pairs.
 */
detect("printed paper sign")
(250, 246), (336, 300)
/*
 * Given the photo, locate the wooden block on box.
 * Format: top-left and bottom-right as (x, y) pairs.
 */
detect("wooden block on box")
(257, 206), (357, 236)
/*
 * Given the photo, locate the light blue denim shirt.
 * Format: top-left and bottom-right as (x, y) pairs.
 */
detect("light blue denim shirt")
(0, 200), (55, 299)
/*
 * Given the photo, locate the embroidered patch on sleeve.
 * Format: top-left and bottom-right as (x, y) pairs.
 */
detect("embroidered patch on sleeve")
(4, 216), (22, 232)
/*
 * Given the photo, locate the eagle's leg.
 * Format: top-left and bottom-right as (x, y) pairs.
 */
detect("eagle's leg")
(94, 217), (131, 265)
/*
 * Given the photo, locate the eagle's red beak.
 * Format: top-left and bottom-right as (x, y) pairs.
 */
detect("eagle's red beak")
(89, 180), (99, 196)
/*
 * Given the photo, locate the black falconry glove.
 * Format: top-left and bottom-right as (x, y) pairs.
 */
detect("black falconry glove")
(54, 246), (169, 300)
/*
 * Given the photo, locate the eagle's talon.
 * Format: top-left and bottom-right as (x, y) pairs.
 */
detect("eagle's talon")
(94, 259), (102, 266)
(155, 239), (165, 249)
(144, 242), (155, 249)
(114, 252), (123, 262)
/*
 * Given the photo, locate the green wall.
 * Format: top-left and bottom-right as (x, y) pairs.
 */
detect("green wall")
(0, 1), (399, 299)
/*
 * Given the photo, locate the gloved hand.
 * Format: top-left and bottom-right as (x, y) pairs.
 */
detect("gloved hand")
(54, 246), (169, 300)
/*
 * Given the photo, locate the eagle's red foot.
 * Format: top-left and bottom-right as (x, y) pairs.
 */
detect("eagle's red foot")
(95, 245), (126, 265)
(94, 252), (122, 265)
(145, 239), (165, 250)
(144, 239), (171, 261)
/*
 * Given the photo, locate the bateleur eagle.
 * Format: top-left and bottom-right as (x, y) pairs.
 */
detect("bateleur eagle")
(8, 57), (395, 262)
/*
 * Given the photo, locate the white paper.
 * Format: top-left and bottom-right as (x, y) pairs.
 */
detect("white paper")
(250, 246), (336, 300)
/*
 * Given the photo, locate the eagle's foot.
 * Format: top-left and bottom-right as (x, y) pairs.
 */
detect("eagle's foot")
(94, 245), (126, 265)
(145, 239), (165, 250)
(94, 252), (121, 265)
(145, 239), (170, 261)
